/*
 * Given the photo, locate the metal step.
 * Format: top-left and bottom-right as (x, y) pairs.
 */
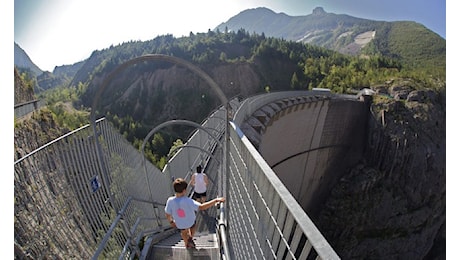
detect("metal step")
(146, 211), (221, 259)
(148, 232), (220, 259)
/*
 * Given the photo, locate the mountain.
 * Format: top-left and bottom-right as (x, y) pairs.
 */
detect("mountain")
(14, 42), (84, 92)
(215, 7), (446, 69)
(35, 62), (85, 91)
(14, 42), (43, 76)
(53, 61), (85, 79)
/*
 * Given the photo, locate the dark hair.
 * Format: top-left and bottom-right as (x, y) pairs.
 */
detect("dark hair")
(196, 165), (202, 173)
(173, 178), (187, 193)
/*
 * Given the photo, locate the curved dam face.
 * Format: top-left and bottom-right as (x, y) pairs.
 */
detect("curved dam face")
(240, 94), (369, 218)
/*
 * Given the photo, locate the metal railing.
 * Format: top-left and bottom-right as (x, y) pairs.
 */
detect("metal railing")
(14, 99), (46, 118)
(14, 117), (172, 259)
(14, 105), (229, 259)
(15, 119), (112, 259)
(94, 106), (229, 259)
(14, 91), (341, 259)
(226, 121), (340, 259)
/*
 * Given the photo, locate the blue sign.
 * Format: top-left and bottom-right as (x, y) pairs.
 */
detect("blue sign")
(91, 176), (101, 192)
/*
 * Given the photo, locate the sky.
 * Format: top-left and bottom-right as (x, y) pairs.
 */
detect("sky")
(13, 0), (447, 72)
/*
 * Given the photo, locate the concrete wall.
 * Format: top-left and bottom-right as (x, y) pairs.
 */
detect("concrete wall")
(240, 94), (369, 219)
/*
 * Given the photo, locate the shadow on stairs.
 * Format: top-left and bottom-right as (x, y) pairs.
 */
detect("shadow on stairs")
(146, 211), (221, 259)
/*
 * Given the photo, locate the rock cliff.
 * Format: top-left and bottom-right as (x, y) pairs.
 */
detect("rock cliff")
(316, 80), (446, 259)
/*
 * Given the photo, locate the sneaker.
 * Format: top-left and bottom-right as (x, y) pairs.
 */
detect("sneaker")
(186, 237), (196, 249)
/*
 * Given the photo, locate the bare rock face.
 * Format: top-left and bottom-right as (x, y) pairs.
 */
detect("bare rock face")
(87, 62), (263, 128)
(312, 7), (327, 16)
(14, 109), (68, 161)
(316, 85), (446, 259)
(14, 67), (69, 161)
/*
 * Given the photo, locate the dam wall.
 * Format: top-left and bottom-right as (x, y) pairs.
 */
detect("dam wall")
(237, 92), (369, 218)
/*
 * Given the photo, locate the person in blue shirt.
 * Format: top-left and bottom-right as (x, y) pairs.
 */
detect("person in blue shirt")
(165, 178), (225, 248)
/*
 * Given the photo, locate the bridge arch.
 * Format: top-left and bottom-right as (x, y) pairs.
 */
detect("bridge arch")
(141, 119), (224, 200)
(141, 119), (223, 154)
(89, 54), (229, 213)
(90, 54), (228, 124)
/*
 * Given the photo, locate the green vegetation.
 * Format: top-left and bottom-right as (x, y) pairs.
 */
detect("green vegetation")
(370, 21), (445, 73)
(74, 29), (444, 95)
(60, 29), (445, 169)
(37, 82), (90, 130)
(18, 71), (36, 94)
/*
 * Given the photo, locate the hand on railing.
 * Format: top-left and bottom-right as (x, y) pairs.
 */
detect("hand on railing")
(199, 197), (225, 211)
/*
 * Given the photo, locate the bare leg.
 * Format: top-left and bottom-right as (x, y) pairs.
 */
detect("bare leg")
(180, 229), (189, 245)
(190, 224), (196, 238)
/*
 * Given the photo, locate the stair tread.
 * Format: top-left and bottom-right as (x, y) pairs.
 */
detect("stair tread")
(154, 232), (218, 249)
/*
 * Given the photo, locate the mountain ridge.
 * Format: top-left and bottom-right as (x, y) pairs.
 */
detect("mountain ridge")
(14, 42), (84, 91)
(14, 6), (445, 93)
(215, 6), (445, 68)
(14, 42), (43, 76)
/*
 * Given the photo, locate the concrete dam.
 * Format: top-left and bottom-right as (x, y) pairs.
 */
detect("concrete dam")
(235, 91), (371, 219)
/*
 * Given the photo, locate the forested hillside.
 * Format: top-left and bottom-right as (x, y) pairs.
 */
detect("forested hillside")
(365, 21), (445, 69)
(216, 7), (446, 70)
(60, 29), (445, 168)
(17, 26), (444, 172)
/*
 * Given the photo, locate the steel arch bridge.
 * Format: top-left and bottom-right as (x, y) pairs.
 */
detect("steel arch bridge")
(13, 54), (374, 260)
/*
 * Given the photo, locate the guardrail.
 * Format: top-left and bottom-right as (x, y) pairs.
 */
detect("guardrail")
(14, 99), (46, 118)
(92, 106), (229, 259)
(14, 118), (173, 259)
(226, 121), (340, 259)
(15, 119), (112, 259)
(15, 91), (340, 259)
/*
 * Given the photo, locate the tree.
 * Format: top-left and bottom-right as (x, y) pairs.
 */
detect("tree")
(265, 85), (271, 93)
(168, 139), (184, 158)
(290, 72), (300, 89)
(219, 52), (227, 62)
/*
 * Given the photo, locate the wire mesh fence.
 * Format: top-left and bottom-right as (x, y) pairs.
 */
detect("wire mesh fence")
(14, 119), (170, 259)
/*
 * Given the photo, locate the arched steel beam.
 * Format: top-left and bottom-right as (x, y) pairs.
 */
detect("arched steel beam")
(141, 119), (224, 212)
(89, 54), (229, 214)
(90, 54), (228, 124)
(165, 144), (222, 179)
(141, 119), (223, 155)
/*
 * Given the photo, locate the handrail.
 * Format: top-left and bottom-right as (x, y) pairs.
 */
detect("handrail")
(92, 199), (129, 259)
(227, 121), (340, 259)
(14, 99), (46, 118)
(14, 117), (105, 164)
(15, 89), (347, 259)
(92, 196), (165, 259)
(218, 205), (230, 260)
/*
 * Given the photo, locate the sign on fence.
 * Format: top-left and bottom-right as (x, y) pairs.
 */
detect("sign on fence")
(91, 176), (101, 192)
